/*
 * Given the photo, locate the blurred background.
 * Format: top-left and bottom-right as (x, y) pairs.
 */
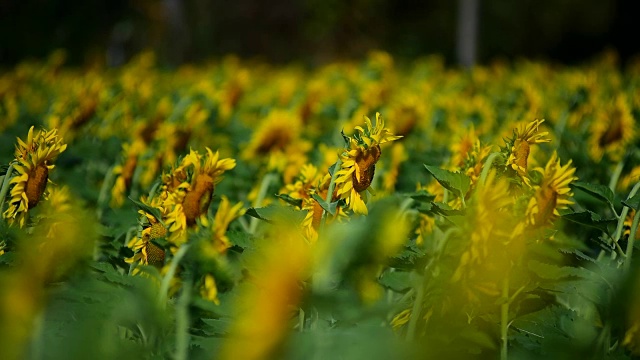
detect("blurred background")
(0, 0), (637, 68)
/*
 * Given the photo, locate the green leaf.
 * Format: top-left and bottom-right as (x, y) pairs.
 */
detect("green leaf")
(622, 192), (640, 210)
(244, 207), (274, 223)
(528, 260), (593, 280)
(572, 182), (615, 207)
(561, 210), (616, 234)
(429, 202), (465, 216)
(245, 205), (307, 224)
(227, 230), (255, 249)
(424, 165), (471, 198)
(378, 270), (411, 292)
(312, 193), (337, 216)
(127, 197), (165, 226)
(406, 190), (436, 203)
(275, 193), (303, 208)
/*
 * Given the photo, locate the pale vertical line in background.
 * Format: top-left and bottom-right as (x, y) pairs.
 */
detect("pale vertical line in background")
(456, 0), (480, 68)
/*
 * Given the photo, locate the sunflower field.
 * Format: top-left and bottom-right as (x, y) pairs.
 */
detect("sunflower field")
(1, 50), (640, 359)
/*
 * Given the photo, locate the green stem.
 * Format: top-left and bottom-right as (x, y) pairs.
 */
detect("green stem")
(320, 158), (342, 229)
(613, 182), (640, 246)
(624, 205), (640, 275)
(158, 244), (191, 305)
(0, 164), (16, 217)
(97, 165), (116, 220)
(608, 158), (625, 192)
(249, 172), (277, 234)
(406, 273), (424, 342)
(298, 308), (305, 332)
(501, 274), (510, 360)
(479, 152), (503, 185)
(175, 276), (192, 360)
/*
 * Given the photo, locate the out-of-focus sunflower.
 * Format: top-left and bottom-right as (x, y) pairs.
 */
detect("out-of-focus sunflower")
(525, 152), (577, 227)
(111, 139), (146, 207)
(3, 126), (67, 227)
(210, 196), (245, 253)
(505, 119), (550, 180)
(588, 95), (635, 162)
(335, 113), (402, 215)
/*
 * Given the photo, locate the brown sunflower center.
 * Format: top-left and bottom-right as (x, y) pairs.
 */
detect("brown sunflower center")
(183, 174), (214, 226)
(145, 240), (166, 267)
(25, 164), (49, 209)
(256, 128), (292, 154)
(513, 139), (530, 173)
(598, 114), (623, 147)
(352, 145), (381, 192)
(535, 186), (558, 226)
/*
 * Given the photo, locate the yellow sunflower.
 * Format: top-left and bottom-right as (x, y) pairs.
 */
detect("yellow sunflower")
(126, 210), (167, 269)
(111, 139), (146, 207)
(335, 113), (402, 215)
(525, 152), (578, 227)
(505, 119), (550, 179)
(210, 196), (245, 253)
(588, 95), (635, 162)
(163, 148), (236, 245)
(3, 126), (67, 227)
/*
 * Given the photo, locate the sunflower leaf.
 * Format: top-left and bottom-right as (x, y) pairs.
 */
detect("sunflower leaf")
(622, 192), (640, 211)
(424, 165), (471, 199)
(275, 193), (303, 208)
(312, 193), (337, 216)
(407, 190), (436, 203)
(379, 270), (411, 292)
(561, 210), (616, 234)
(127, 197), (165, 226)
(572, 182), (615, 208)
(244, 207), (274, 223)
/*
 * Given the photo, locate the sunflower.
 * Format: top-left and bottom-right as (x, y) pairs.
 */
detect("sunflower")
(111, 139), (146, 207)
(3, 126), (67, 227)
(505, 119), (550, 179)
(210, 196), (245, 253)
(588, 95), (635, 162)
(525, 152), (577, 227)
(163, 148), (236, 245)
(334, 113), (402, 215)
(126, 210), (167, 269)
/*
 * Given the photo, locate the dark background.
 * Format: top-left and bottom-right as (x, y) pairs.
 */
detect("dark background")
(0, 0), (636, 67)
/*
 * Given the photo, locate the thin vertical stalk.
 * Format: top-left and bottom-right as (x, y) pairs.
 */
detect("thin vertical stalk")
(0, 164), (16, 216)
(624, 205), (640, 275)
(320, 158), (342, 229)
(406, 273), (424, 342)
(608, 159), (625, 192)
(175, 276), (192, 360)
(249, 172), (276, 234)
(479, 152), (503, 185)
(614, 182), (640, 245)
(158, 244), (191, 305)
(501, 274), (510, 360)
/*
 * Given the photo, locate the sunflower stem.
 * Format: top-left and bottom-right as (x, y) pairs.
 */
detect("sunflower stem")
(0, 164), (15, 215)
(623, 209), (640, 275)
(175, 276), (192, 360)
(613, 182), (640, 246)
(97, 165), (116, 220)
(405, 272), (424, 342)
(249, 172), (276, 234)
(608, 158), (625, 192)
(158, 244), (191, 306)
(500, 274), (510, 360)
(298, 308), (305, 332)
(320, 158), (342, 229)
(480, 152), (503, 185)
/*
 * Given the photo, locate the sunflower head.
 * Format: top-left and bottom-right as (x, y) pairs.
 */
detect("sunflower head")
(526, 152), (577, 227)
(3, 126), (67, 227)
(504, 119), (550, 181)
(335, 113), (402, 215)
(588, 95), (635, 162)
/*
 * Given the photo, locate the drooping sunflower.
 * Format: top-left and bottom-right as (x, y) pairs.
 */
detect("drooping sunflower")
(335, 113), (402, 215)
(588, 95), (635, 162)
(525, 152), (578, 227)
(505, 119), (550, 179)
(3, 126), (67, 227)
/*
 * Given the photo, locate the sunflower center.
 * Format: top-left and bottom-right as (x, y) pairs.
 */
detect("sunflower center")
(183, 174), (214, 226)
(352, 145), (381, 192)
(25, 164), (49, 209)
(256, 129), (292, 154)
(535, 186), (558, 226)
(513, 139), (530, 173)
(145, 240), (166, 267)
(598, 114), (623, 147)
